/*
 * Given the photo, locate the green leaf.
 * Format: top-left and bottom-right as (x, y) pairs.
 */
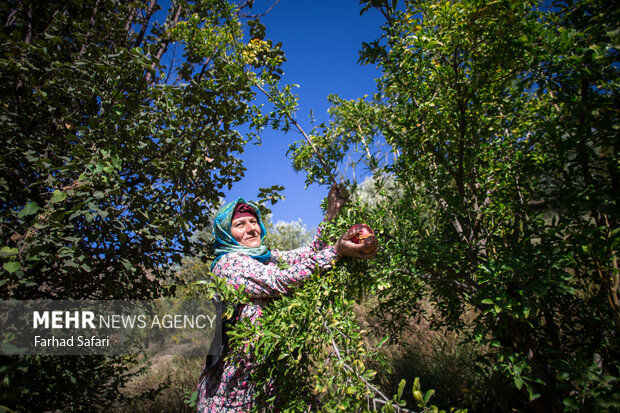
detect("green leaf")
(0, 247), (18, 257)
(413, 377), (420, 392)
(18, 201), (39, 218)
(50, 190), (67, 203)
(3, 261), (20, 274)
(514, 376), (524, 390)
(563, 397), (579, 410)
(556, 372), (570, 380)
(397, 378), (406, 400)
(363, 369), (377, 380)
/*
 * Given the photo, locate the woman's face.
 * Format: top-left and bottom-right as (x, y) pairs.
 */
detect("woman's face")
(231, 216), (262, 247)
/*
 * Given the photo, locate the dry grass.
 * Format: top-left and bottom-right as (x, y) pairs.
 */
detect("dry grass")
(110, 354), (205, 413)
(353, 297), (482, 410)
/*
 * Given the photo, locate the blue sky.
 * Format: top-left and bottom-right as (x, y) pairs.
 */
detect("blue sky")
(220, 1), (386, 229)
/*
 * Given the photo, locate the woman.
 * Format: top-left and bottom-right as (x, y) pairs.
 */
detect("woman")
(196, 185), (375, 412)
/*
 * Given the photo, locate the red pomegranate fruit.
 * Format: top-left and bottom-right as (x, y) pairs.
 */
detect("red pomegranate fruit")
(349, 223), (378, 255)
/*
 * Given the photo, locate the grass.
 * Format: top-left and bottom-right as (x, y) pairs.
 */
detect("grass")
(110, 354), (204, 413)
(353, 297), (486, 411)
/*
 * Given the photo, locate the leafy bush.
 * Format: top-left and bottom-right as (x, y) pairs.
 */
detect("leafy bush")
(0, 0), (288, 410)
(284, 0), (620, 411)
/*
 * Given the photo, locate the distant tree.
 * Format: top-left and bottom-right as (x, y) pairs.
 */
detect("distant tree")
(0, 0), (286, 410)
(351, 175), (400, 208)
(263, 216), (314, 251)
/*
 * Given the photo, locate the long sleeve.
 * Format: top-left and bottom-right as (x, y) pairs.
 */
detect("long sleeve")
(212, 245), (338, 298)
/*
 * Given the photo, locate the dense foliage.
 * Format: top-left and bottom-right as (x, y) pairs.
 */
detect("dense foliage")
(1, 0), (617, 411)
(285, 0), (619, 411)
(0, 0), (286, 410)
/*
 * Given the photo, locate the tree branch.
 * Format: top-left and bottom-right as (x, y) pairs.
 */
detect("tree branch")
(133, 0), (158, 49)
(325, 322), (416, 413)
(146, 3), (183, 84)
(79, 0), (100, 57)
(254, 82), (339, 187)
(3, 8), (17, 27)
(237, 0), (282, 18)
(24, 4), (32, 44)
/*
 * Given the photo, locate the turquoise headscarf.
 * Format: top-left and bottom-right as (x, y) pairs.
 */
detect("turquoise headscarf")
(210, 198), (271, 270)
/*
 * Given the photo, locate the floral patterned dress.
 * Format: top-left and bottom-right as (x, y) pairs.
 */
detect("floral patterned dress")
(196, 231), (339, 412)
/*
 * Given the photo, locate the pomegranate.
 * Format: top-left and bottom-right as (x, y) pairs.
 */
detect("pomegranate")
(349, 223), (378, 255)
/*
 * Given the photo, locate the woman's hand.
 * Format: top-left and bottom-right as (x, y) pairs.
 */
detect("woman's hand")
(334, 226), (377, 260)
(325, 183), (349, 221)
